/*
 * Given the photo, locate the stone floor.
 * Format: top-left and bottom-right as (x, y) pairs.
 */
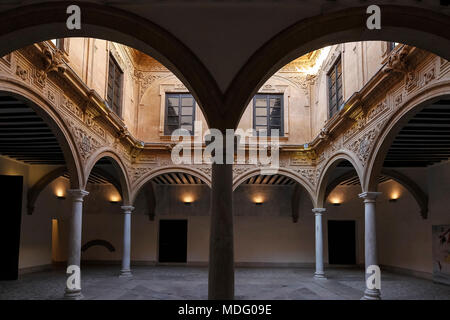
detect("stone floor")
(1, 266), (450, 300)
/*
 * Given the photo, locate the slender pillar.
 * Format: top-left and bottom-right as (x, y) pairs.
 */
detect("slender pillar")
(359, 192), (382, 300)
(120, 206), (134, 277)
(312, 208), (326, 279)
(64, 189), (89, 299)
(208, 162), (234, 299)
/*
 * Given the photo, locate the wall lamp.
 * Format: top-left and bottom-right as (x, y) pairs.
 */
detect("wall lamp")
(109, 195), (121, 204)
(332, 202), (341, 207)
(55, 189), (65, 200)
(254, 196), (264, 206)
(330, 197), (342, 207)
(389, 192), (400, 203)
(183, 195), (194, 206)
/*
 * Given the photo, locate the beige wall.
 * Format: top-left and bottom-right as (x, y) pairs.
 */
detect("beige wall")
(58, 38), (391, 145)
(10, 156), (447, 275)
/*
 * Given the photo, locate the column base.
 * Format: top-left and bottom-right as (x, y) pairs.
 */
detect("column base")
(314, 271), (327, 280)
(64, 289), (83, 300)
(361, 288), (381, 300)
(119, 269), (133, 278)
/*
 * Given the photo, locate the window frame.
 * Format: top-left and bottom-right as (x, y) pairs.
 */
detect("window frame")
(107, 54), (124, 118)
(252, 93), (284, 137)
(327, 56), (344, 118)
(164, 93), (196, 136)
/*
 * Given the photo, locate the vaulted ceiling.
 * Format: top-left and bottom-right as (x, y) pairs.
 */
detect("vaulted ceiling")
(0, 95), (64, 165)
(384, 99), (450, 167)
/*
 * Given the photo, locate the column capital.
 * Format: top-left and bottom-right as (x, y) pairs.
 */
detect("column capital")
(358, 192), (381, 202)
(67, 189), (89, 201)
(121, 205), (135, 213)
(312, 208), (326, 215)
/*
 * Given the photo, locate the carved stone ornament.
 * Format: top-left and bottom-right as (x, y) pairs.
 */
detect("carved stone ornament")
(36, 47), (66, 84)
(384, 46), (411, 74)
(66, 118), (101, 161)
(16, 64), (28, 81)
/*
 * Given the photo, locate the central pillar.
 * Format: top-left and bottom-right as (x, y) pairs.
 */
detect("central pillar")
(359, 191), (382, 300)
(64, 189), (89, 299)
(208, 162), (234, 299)
(312, 208), (326, 279)
(120, 205), (134, 277)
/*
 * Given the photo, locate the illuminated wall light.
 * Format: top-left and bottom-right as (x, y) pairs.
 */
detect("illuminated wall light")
(55, 189), (66, 200)
(183, 195), (194, 206)
(109, 194), (121, 204)
(253, 196), (264, 206)
(330, 197), (342, 207)
(389, 192), (400, 202)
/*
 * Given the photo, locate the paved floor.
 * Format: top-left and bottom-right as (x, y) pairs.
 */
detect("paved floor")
(1, 266), (450, 300)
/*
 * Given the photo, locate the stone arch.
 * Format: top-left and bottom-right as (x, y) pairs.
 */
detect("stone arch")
(84, 149), (132, 205)
(364, 81), (450, 192)
(0, 78), (83, 189)
(224, 5), (450, 129)
(0, 2), (223, 128)
(325, 168), (428, 219)
(315, 151), (364, 208)
(131, 166), (212, 203)
(232, 167), (316, 205)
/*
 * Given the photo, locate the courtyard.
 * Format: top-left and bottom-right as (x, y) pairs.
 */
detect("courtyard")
(1, 266), (449, 300)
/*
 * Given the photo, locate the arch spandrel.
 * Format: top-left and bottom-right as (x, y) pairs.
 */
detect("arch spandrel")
(314, 151), (364, 208)
(84, 149), (132, 205)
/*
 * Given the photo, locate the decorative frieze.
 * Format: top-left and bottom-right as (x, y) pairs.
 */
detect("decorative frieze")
(423, 67), (435, 85)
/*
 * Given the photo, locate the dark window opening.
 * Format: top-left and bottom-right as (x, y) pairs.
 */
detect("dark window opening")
(164, 93), (196, 135)
(328, 57), (344, 118)
(107, 54), (124, 117)
(253, 94), (284, 136)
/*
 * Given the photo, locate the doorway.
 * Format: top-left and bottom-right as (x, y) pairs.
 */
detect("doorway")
(158, 219), (188, 263)
(328, 220), (356, 265)
(0, 175), (23, 280)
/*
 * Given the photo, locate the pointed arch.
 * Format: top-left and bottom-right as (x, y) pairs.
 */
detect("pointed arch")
(364, 81), (450, 192)
(84, 149), (132, 205)
(224, 5), (450, 129)
(315, 151), (363, 208)
(0, 2), (223, 128)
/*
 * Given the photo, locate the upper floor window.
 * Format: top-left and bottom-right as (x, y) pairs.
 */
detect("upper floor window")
(253, 94), (283, 136)
(50, 39), (64, 51)
(164, 93), (196, 135)
(386, 41), (397, 54)
(107, 54), (123, 116)
(328, 57), (343, 118)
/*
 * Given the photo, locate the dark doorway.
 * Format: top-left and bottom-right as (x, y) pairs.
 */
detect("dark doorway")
(0, 175), (23, 280)
(328, 220), (356, 265)
(158, 219), (187, 263)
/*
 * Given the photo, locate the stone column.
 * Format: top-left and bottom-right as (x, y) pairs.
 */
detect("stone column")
(359, 192), (382, 300)
(312, 208), (326, 279)
(120, 206), (134, 277)
(64, 189), (89, 299)
(208, 162), (234, 299)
